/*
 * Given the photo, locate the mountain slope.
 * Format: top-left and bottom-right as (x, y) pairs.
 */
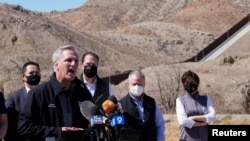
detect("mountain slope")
(0, 0), (250, 113)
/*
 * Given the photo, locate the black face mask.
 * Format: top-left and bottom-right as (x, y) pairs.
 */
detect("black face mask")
(184, 83), (198, 93)
(84, 65), (97, 78)
(26, 74), (41, 85)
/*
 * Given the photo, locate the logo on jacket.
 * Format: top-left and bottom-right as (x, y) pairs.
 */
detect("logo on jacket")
(48, 104), (56, 108)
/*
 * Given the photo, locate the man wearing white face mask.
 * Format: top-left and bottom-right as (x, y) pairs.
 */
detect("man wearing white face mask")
(119, 70), (165, 141)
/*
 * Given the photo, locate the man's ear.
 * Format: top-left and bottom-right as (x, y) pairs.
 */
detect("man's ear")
(21, 73), (26, 81)
(54, 61), (59, 72)
(81, 63), (85, 69)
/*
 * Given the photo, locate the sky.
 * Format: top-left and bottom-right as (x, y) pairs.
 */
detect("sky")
(0, 0), (87, 12)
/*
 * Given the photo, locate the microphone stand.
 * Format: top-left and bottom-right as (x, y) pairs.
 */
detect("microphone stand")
(113, 111), (123, 141)
(81, 126), (106, 141)
(96, 126), (107, 141)
(81, 126), (95, 141)
(114, 126), (122, 141)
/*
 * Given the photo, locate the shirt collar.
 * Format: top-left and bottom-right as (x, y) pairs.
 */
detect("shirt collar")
(129, 93), (144, 102)
(83, 77), (97, 86)
(25, 86), (31, 94)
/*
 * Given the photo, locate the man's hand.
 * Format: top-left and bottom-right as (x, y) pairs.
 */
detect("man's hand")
(62, 127), (84, 131)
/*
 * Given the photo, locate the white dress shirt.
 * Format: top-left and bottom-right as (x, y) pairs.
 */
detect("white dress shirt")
(83, 78), (115, 97)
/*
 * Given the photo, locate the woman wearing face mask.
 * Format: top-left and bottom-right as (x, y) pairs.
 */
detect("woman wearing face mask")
(176, 70), (216, 141)
(119, 70), (165, 141)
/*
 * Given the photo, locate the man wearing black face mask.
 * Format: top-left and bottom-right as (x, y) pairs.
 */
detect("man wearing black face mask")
(80, 51), (115, 112)
(176, 70), (216, 141)
(5, 61), (41, 141)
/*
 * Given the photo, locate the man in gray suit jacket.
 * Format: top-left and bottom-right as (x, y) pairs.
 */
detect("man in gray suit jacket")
(5, 61), (41, 141)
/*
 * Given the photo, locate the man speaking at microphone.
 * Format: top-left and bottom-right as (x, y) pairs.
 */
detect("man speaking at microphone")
(119, 70), (165, 141)
(18, 45), (93, 141)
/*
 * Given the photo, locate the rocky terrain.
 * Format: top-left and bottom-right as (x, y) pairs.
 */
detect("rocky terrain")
(0, 0), (250, 114)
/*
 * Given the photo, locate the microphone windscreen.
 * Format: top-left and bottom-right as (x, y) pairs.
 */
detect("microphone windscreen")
(108, 95), (118, 105)
(80, 100), (102, 122)
(102, 100), (116, 114)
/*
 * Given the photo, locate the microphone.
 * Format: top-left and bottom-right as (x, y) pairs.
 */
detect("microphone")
(102, 96), (125, 141)
(80, 100), (108, 127)
(111, 102), (125, 127)
(117, 102), (124, 114)
(111, 115), (125, 127)
(80, 100), (102, 122)
(80, 101), (108, 140)
(101, 96), (125, 127)
(102, 95), (118, 114)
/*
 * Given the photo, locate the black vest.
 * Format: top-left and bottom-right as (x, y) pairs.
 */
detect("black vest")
(119, 94), (157, 141)
(81, 75), (110, 112)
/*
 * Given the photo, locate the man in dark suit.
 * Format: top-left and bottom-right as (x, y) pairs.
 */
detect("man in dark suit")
(5, 61), (41, 141)
(0, 91), (7, 141)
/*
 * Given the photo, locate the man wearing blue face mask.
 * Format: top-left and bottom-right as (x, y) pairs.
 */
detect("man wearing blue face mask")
(5, 61), (41, 141)
(80, 51), (115, 112)
(119, 70), (166, 141)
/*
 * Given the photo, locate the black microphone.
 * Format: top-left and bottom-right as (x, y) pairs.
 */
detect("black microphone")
(80, 101), (101, 120)
(116, 102), (124, 115)
(80, 101), (109, 140)
(80, 100), (107, 127)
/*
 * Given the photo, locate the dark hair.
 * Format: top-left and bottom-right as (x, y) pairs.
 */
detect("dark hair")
(22, 61), (40, 74)
(181, 70), (200, 85)
(81, 51), (99, 64)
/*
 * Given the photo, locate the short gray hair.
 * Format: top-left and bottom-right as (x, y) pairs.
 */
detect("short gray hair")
(52, 45), (79, 62)
(128, 70), (145, 82)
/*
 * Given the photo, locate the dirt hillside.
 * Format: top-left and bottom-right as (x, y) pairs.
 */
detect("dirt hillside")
(0, 0), (250, 114)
